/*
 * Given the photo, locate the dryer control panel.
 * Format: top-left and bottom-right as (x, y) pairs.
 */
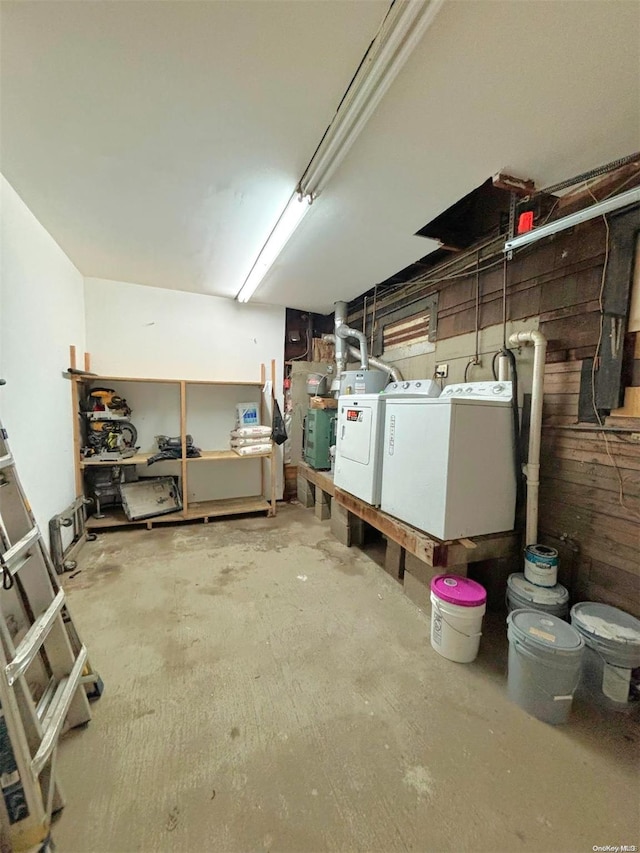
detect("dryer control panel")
(441, 381), (513, 401)
(381, 379), (441, 397)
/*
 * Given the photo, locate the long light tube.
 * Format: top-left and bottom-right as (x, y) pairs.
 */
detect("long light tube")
(236, 0), (443, 302)
(299, 0), (444, 197)
(236, 193), (311, 303)
(504, 186), (640, 253)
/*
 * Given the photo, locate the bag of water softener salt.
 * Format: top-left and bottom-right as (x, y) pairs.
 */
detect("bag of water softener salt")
(236, 402), (260, 427)
(231, 436), (272, 448)
(230, 425), (272, 439)
(234, 443), (272, 456)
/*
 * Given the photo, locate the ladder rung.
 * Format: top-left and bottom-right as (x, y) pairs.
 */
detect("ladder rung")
(1, 526), (41, 571)
(32, 645), (87, 776)
(6, 589), (66, 685)
(0, 452), (14, 471)
(7, 553), (32, 578)
(36, 676), (57, 722)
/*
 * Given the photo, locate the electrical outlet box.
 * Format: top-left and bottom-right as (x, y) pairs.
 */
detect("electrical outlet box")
(435, 363), (448, 378)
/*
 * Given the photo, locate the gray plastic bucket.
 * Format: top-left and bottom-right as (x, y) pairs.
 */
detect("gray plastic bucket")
(571, 602), (640, 709)
(506, 573), (569, 620)
(507, 609), (584, 725)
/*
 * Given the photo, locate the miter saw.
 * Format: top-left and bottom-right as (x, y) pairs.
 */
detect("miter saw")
(81, 387), (139, 460)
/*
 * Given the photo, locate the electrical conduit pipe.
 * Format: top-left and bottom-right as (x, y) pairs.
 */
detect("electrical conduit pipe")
(508, 330), (547, 547)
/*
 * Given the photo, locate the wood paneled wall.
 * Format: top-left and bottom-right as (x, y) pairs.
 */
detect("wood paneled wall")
(350, 215), (640, 616)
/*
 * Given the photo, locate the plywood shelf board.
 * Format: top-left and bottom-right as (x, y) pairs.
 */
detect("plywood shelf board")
(80, 453), (155, 468)
(81, 449), (273, 467)
(71, 374), (263, 386)
(186, 380), (264, 387)
(189, 450), (272, 461)
(184, 496), (270, 518)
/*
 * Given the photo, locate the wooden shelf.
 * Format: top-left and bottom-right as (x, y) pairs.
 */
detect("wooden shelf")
(183, 496), (271, 519)
(85, 496), (271, 529)
(80, 449), (272, 467)
(69, 357), (278, 527)
(70, 374), (262, 387)
(80, 453), (154, 468)
(188, 449), (272, 461)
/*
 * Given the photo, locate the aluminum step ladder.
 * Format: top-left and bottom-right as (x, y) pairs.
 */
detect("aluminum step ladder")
(0, 418), (103, 852)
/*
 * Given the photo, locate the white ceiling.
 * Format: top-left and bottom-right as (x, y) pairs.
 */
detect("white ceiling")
(2, 1), (639, 313)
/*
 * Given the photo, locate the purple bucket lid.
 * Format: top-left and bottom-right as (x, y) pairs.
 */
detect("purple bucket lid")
(430, 574), (487, 607)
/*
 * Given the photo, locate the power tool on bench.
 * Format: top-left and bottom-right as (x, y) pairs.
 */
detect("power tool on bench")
(81, 387), (139, 460)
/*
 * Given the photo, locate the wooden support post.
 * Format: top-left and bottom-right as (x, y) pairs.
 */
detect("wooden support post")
(270, 359), (277, 517)
(260, 363), (266, 499)
(70, 377), (83, 497)
(180, 381), (188, 516)
(69, 345), (76, 370)
(83, 352), (91, 373)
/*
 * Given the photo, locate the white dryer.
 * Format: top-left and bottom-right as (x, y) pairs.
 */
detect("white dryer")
(334, 380), (440, 506)
(380, 381), (516, 540)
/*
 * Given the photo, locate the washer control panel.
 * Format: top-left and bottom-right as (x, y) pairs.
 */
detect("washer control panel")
(441, 381), (513, 401)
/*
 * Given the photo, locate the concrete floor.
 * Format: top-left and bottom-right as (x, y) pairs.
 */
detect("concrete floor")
(55, 503), (639, 853)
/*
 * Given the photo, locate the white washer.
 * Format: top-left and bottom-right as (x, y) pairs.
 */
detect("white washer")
(380, 381), (516, 540)
(334, 380), (440, 505)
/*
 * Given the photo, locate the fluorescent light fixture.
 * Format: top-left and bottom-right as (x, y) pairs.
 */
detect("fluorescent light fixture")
(236, 192), (311, 303)
(504, 186), (640, 253)
(236, 0), (443, 302)
(299, 0), (444, 197)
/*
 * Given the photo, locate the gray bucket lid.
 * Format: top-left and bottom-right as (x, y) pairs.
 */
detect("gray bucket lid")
(508, 609), (583, 653)
(507, 573), (569, 606)
(571, 603), (640, 650)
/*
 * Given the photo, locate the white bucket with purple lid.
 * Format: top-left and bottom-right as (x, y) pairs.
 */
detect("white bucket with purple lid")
(430, 575), (487, 663)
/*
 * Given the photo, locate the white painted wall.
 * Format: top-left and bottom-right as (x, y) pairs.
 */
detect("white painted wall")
(0, 175), (85, 542)
(84, 278), (285, 497)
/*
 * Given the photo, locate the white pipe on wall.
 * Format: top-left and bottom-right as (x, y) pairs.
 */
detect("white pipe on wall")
(498, 354), (510, 382)
(508, 329), (547, 546)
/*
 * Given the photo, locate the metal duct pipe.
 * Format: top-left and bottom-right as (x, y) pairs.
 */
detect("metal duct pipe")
(333, 301), (369, 369)
(322, 335), (403, 382)
(336, 325), (369, 369)
(353, 348), (403, 382)
(508, 330), (547, 547)
(333, 301), (349, 376)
